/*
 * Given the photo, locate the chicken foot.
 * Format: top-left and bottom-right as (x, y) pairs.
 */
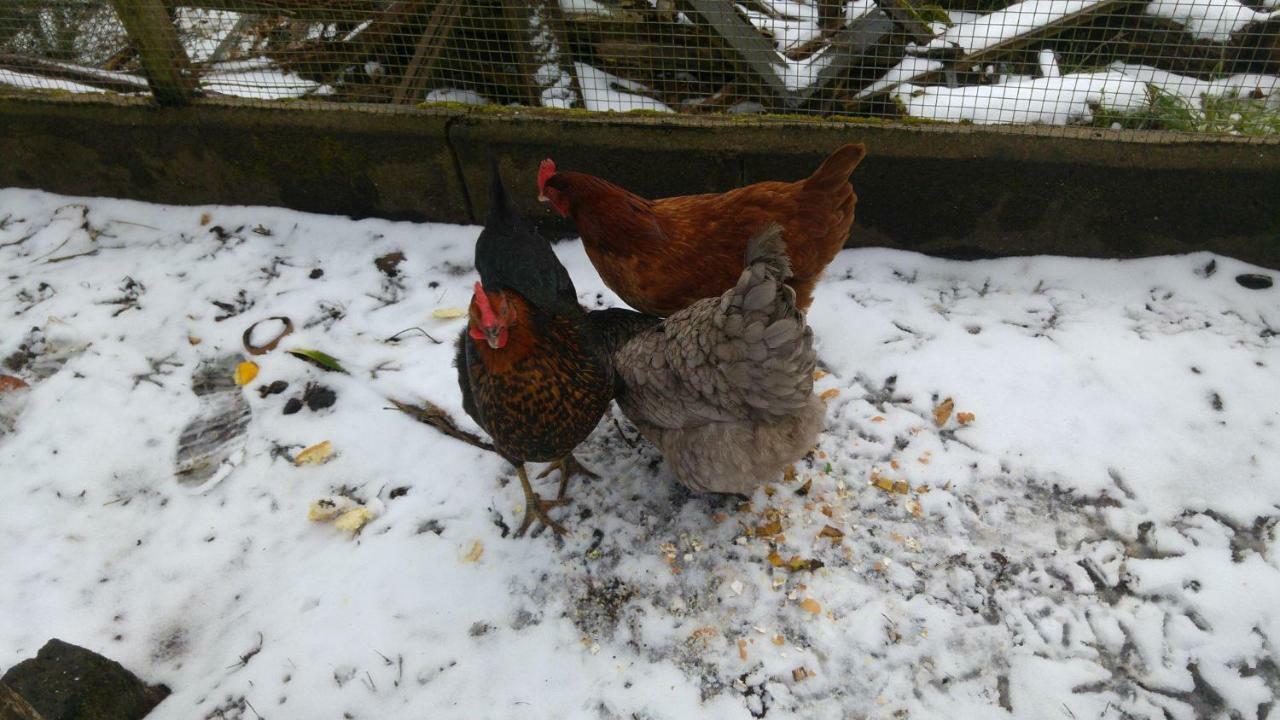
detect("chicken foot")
(536, 454), (598, 500)
(515, 464), (568, 538)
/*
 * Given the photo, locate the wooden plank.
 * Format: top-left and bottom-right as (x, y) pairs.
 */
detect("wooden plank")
(392, 0), (464, 104)
(0, 54), (151, 94)
(796, 8), (895, 100)
(676, 0), (795, 109)
(877, 0), (936, 45)
(499, 0), (545, 106)
(856, 0), (1142, 100)
(109, 0), (197, 105)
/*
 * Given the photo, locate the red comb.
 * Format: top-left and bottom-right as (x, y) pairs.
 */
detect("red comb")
(473, 281), (497, 327)
(537, 158), (557, 193)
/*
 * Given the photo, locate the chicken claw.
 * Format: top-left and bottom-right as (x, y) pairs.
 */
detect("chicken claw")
(515, 465), (568, 537)
(537, 454), (598, 500)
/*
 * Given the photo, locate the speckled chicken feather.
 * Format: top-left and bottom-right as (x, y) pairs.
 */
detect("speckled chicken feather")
(608, 224), (823, 494)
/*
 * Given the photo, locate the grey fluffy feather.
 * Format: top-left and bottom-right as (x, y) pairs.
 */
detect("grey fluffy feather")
(609, 224), (824, 494)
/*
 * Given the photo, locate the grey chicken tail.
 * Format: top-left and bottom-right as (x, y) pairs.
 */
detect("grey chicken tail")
(743, 223), (792, 282)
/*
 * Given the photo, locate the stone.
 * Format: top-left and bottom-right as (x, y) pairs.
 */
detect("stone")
(1, 639), (169, 720)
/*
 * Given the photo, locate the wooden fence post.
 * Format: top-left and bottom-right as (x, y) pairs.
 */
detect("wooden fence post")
(109, 0), (198, 106)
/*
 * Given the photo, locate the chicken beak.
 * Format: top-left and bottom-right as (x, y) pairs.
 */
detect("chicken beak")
(484, 327), (503, 349)
(537, 193), (549, 203)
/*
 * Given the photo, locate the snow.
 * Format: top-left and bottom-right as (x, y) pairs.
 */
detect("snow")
(1145, 0), (1280, 42)
(0, 69), (108, 95)
(1, 188), (1279, 719)
(424, 89), (490, 106)
(888, 58), (1280, 125)
(923, 0), (1108, 55)
(893, 69), (1147, 125)
(199, 58), (330, 100)
(574, 62), (672, 112)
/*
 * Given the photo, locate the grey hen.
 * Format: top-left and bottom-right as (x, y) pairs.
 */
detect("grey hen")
(600, 224), (824, 494)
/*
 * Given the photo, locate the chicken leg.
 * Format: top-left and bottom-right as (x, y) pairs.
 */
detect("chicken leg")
(515, 464), (568, 537)
(537, 454), (598, 500)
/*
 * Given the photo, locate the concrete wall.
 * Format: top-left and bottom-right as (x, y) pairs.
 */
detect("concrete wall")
(2, 95), (1278, 268)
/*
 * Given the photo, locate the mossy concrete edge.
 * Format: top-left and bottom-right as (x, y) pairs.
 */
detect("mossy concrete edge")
(2, 97), (1277, 267)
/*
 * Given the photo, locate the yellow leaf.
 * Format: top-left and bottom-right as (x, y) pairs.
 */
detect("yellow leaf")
(233, 361), (259, 386)
(799, 598), (821, 614)
(957, 412), (976, 425)
(334, 506), (374, 533)
(820, 388), (840, 402)
(772, 634), (785, 646)
(308, 496), (355, 522)
(819, 525), (845, 541)
(295, 440), (334, 466)
(432, 307), (467, 319)
(933, 397), (954, 427)
(767, 551), (785, 567)
(812, 370), (827, 380)
(892, 481), (911, 495)
(461, 540), (484, 563)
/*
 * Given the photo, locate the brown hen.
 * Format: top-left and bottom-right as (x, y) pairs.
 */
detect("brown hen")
(538, 143), (866, 316)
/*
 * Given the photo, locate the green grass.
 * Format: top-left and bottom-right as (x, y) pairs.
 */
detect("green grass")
(1092, 84), (1280, 136)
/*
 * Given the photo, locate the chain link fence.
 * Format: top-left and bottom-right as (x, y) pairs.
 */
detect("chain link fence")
(2, 0), (1279, 137)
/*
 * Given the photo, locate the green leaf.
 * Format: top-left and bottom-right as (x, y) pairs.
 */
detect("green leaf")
(287, 349), (347, 374)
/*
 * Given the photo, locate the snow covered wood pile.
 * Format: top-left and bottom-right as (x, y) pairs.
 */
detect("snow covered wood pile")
(1, 0), (1280, 132)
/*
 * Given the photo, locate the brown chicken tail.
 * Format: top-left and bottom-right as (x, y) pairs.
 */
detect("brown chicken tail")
(804, 143), (867, 190)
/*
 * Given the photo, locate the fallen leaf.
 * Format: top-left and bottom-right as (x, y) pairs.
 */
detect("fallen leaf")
(0, 375), (29, 393)
(308, 496), (356, 522)
(187, 336), (202, 346)
(334, 506), (374, 533)
(295, 440), (334, 466)
(793, 667), (812, 682)
(375, 251), (405, 277)
(890, 459), (900, 470)
(957, 411), (976, 425)
(756, 519), (783, 537)
(199, 212), (211, 226)
(795, 478), (812, 497)
(763, 485), (776, 497)
(287, 349), (347, 373)
(767, 551), (785, 567)
(773, 634), (785, 646)
(918, 452), (932, 465)
(933, 397), (954, 427)
(432, 307), (467, 319)
(233, 361), (259, 386)
(870, 415), (885, 423)
(892, 480), (911, 494)
(907, 499), (924, 518)
(711, 513), (727, 524)
(738, 638), (748, 661)
(783, 466), (796, 484)
(242, 316), (294, 356)
(689, 627), (717, 644)
(799, 598), (821, 615)
(819, 525), (844, 541)
(461, 540), (484, 563)
(788, 556), (824, 572)
(820, 388), (839, 402)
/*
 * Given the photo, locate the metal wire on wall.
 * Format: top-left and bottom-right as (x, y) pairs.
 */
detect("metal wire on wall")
(2, 0), (1279, 137)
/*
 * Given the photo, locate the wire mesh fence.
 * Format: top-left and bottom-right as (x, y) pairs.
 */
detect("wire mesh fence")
(2, 0), (1279, 137)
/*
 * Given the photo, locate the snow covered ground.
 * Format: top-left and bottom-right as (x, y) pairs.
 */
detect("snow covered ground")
(1, 188), (1278, 720)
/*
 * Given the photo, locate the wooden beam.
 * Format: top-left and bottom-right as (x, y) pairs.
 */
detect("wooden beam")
(109, 0), (197, 105)
(877, 0), (937, 45)
(797, 8), (895, 100)
(392, 0), (464, 104)
(676, 0), (795, 109)
(499, 0), (545, 106)
(0, 54), (150, 94)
